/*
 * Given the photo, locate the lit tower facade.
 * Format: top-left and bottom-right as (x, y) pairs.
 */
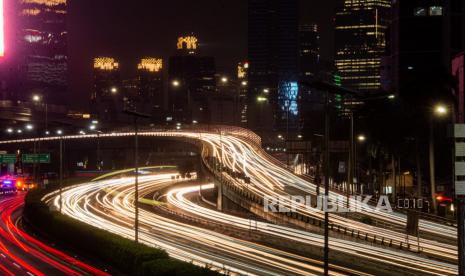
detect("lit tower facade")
(248, 0), (300, 137)
(18, 0), (68, 103)
(334, 0), (391, 92)
(92, 57), (121, 122)
(137, 58), (164, 119)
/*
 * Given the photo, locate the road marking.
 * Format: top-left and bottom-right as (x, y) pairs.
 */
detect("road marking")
(0, 253), (5, 258)
(27, 272), (34, 276)
(13, 262), (20, 268)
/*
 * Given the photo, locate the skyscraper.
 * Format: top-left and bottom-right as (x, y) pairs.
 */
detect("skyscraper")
(92, 57), (121, 123)
(334, 0), (391, 92)
(299, 24), (320, 79)
(389, 0), (465, 96)
(248, 0), (299, 136)
(169, 36), (216, 123)
(18, 0), (68, 104)
(137, 58), (164, 119)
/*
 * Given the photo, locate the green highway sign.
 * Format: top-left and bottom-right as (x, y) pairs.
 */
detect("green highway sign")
(0, 154), (16, 164)
(22, 154), (51, 164)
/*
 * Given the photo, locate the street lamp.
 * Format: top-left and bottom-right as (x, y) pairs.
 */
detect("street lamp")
(25, 124), (34, 131)
(6, 128), (13, 134)
(434, 104), (448, 116)
(357, 135), (366, 142)
(221, 76), (228, 83)
(56, 130), (63, 135)
(32, 94), (41, 102)
(241, 81), (248, 86)
(89, 125), (97, 131)
(172, 80), (180, 87)
(110, 87), (118, 94)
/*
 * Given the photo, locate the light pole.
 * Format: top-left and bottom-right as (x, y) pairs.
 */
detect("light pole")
(430, 104), (448, 214)
(123, 109), (150, 244)
(57, 129), (63, 213)
(323, 92), (330, 276)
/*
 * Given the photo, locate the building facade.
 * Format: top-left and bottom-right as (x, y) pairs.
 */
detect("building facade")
(389, 0), (465, 96)
(17, 0), (68, 104)
(168, 36), (216, 124)
(247, 0), (300, 137)
(91, 57), (122, 123)
(299, 24), (320, 80)
(137, 58), (164, 120)
(334, 0), (391, 92)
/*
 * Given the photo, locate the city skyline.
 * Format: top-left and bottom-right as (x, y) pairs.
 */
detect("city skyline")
(68, 0), (336, 107)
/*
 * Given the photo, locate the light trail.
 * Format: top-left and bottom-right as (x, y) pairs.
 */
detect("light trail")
(43, 174), (370, 276)
(0, 128), (458, 261)
(166, 184), (457, 276)
(0, 194), (110, 276)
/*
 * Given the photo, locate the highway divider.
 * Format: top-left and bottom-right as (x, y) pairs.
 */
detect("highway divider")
(23, 189), (220, 276)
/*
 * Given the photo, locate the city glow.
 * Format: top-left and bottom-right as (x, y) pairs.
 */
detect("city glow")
(0, 0), (5, 57)
(137, 58), (163, 72)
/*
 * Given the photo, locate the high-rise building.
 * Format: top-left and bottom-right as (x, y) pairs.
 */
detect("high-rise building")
(334, 0), (391, 92)
(137, 58), (164, 119)
(248, 0), (300, 136)
(389, 0), (465, 96)
(17, 0), (68, 104)
(169, 36), (216, 123)
(299, 24), (320, 79)
(92, 57), (122, 122)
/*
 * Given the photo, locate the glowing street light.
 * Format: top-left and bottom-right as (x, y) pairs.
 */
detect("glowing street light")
(91, 120), (99, 125)
(357, 135), (366, 142)
(110, 87), (118, 94)
(56, 130), (63, 135)
(6, 128), (13, 133)
(221, 77), (228, 83)
(172, 80), (180, 87)
(388, 94), (396, 100)
(434, 104), (448, 116)
(89, 125), (97, 130)
(25, 124), (34, 130)
(241, 81), (248, 86)
(263, 88), (270, 94)
(17, 129), (22, 134)
(32, 94), (41, 102)
(257, 96), (267, 103)
(45, 131), (50, 135)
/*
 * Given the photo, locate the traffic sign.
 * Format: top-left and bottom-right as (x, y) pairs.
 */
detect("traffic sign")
(22, 154), (51, 164)
(0, 154), (16, 164)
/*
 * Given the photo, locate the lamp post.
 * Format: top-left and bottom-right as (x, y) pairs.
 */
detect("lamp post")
(57, 129), (63, 213)
(123, 109), (150, 244)
(429, 104), (448, 214)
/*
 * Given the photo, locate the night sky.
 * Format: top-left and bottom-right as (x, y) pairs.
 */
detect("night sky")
(68, 0), (336, 107)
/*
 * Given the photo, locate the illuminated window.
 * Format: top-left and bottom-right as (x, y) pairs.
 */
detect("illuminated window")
(413, 7), (426, 16)
(429, 6), (443, 16)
